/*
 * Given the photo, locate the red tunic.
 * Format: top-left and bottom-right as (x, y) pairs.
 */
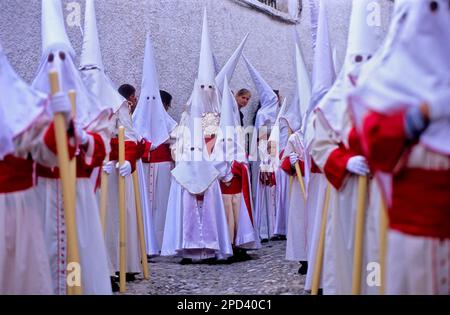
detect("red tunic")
(109, 138), (147, 173)
(362, 111), (450, 239)
(323, 128), (364, 190)
(141, 143), (173, 164)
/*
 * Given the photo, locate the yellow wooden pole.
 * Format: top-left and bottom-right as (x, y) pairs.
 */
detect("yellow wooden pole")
(49, 71), (82, 295)
(68, 90), (77, 217)
(311, 184), (331, 295)
(99, 156), (110, 235)
(294, 162), (307, 201)
(379, 198), (388, 295)
(132, 171), (149, 279)
(352, 176), (368, 295)
(118, 126), (127, 293)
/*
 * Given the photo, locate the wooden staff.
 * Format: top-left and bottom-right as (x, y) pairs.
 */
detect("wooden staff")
(352, 176), (368, 295)
(49, 71), (82, 295)
(311, 183), (331, 295)
(99, 156), (110, 235)
(287, 129), (307, 201)
(132, 169), (149, 279)
(68, 90), (77, 213)
(118, 126), (127, 293)
(294, 162), (307, 201)
(379, 198), (388, 295)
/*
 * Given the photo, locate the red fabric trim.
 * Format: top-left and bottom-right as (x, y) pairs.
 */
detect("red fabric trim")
(324, 145), (353, 190)
(37, 163), (60, 179)
(43, 121), (76, 158)
(82, 132), (106, 168)
(281, 157), (295, 176)
(233, 161), (254, 225)
(389, 168), (450, 239)
(110, 138), (144, 172)
(220, 176), (242, 194)
(310, 158), (322, 174)
(348, 127), (364, 156)
(142, 143), (173, 164)
(0, 155), (34, 193)
(362, 111), (410, 173)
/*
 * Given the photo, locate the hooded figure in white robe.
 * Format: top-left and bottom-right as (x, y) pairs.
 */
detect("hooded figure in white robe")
(0, 40), (65, 295)
(243, 55), (279, 241)
(132, 33), (177, 254)
(349, 0), (450, 295)
(31, 0), (112, 295)
(162, 9), (233, 261)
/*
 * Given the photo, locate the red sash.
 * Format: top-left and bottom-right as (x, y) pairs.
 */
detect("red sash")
(390, 168), (450, 239)
(0, 155), (34, 193)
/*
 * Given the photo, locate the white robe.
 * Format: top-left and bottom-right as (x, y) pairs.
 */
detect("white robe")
(141, 160), (173, 254)
(0, 114), (58, 295)
(34, 133), (113, 295)
(274, 167), (289, 237)
(254, 172), (277, 241)
(105, 165), (142, 273)
(309, 115), (381, 295)
(161, 178), (233, 260)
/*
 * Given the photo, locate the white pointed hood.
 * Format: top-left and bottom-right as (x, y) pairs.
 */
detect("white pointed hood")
(0, 42), (48, 159)
(268, 97), (288, 155)
(308, 0), (335, 112)
(80, 0), (103, 70)
(41, 0), (75, 58)
(33, 0), (108, 128)
(303, 0), (336, 149)
(198, 8), (216, 87)
(217, 77), (247, 163)
(315, 0), (383, 134)
(243, 55), (278, 129)
(216, 33), (249, 95)
(133, 34), (177, 148)
(171, 80), (220, 195)
(293, 29), (311, 133)
(350, 0), (450, 156)
(80, 0), (124, 114)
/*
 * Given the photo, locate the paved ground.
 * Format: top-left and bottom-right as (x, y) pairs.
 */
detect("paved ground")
(121, 240), (307, 295)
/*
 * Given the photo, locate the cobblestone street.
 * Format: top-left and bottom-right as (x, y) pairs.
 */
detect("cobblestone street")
(121, 240), (307, 295)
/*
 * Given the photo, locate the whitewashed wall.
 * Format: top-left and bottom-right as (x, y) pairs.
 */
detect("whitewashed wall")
(0, 0), (393, 123)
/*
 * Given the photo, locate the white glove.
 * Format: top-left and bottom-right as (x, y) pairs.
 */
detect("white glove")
(428, 90), (450, 121)
(102, 161), (114, 175)
(346, 156), (370, 176)
(289, 152), (299, 166)
(75, 123), (89, 145)
(50, 92), (71, 114)
(116, 161), (132, 177)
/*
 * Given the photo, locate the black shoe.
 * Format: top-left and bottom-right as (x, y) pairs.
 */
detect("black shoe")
(261, 238), (269, 243)
(298, 261), (308, 275)
(179, 258), (193, 265)
(110, 277), (120, 293)
(126, 273), (138, 282)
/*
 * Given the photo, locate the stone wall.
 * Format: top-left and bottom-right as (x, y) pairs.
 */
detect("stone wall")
(0, 0), (394, 123)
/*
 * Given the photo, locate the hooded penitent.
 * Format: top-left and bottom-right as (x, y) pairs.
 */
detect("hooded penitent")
(0, 41), (48, 159)
(315, 0), (383, 134)
(171, 9), (221, 195)
(133, 34), (177, 148)
(79, 0), (124, 115)
(215, 33), (249, 95)
(350, 0), (450, 156)
(32, 0), (108, 128)
(243, 55), (278, 161)
(303, 0), (336, 149)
